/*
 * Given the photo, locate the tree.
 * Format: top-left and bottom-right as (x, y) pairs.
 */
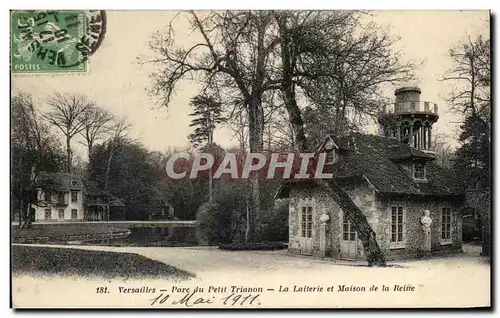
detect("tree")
(432, 132), (455, 169)
(89, 139), (163, 220)
(102, 117), (131, 191)
(79, 104), (114, 160)
(272, 11), (416, 266)
(188, 95), (224, 148)
(188, 95), (224, 204)
(11, 93), (65, 228)
(145, 11), (282, 242)
(441, 35), (490, 122)
(43, 93), (92, 173)
(147, 11), (415, 262)
(441, 34), (490, 190)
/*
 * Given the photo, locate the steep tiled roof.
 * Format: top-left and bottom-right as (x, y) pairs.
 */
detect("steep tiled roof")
(36, 172), (83, 190)
(277, 133), (463, 198)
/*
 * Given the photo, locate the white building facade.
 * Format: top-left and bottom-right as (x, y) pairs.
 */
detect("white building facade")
(34, 173), (85, 222)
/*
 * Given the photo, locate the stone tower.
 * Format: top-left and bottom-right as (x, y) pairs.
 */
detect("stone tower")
(379, 87), (439, 152)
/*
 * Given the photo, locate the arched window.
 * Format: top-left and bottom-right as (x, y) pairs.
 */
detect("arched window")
(324, 139), (336, 164)
(391, 124), (398, 138)
(400, 121), (410, 145)
(413, 120), (422, 149)
(423, 121), (432, 149)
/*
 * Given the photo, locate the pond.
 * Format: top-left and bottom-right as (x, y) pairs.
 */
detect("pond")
(74, 226), (201, 247)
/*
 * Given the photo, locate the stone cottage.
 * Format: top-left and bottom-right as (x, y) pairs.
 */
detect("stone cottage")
(275, 87), (465, 260)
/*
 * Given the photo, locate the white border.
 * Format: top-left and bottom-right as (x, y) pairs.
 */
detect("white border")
(2, 1), (497, 317)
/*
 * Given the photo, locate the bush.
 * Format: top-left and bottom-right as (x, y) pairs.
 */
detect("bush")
(196, 183), (246, 245)
(218, 241), (287, 251)
(260, 199), (289, 242)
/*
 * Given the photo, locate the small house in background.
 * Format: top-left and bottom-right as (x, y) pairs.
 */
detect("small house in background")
(146, 187), (176, 220)
(34, 172), (85, 221)
(276, 87), (466, 260)
(85, 184), (126, 221)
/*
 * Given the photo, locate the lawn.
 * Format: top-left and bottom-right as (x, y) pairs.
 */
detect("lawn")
(12, 226), (130, 243)
(12, 245), (195, 280)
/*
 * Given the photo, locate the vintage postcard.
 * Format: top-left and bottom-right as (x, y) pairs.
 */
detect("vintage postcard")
(10, 9), (491, 309)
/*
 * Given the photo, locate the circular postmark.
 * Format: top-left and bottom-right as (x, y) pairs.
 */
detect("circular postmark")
(11, 10), (107, 73)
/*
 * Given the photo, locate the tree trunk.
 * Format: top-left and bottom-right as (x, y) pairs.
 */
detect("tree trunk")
(276, 13), (386, 266)
(208, 129), (213, 205)
(18, 199), (24, 228)
(104, 145), (115, 191)
(66, 136), (72, 173)
(245, 97), (264, 243)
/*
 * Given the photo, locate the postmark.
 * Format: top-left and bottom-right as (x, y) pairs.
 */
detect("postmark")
(11, 10), (107, 73)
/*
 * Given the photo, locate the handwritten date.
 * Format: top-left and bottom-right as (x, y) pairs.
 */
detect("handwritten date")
(148, 291), (261, 307)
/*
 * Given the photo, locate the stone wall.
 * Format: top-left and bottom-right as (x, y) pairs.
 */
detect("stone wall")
(288, 181), (377, 258)
(378, 195), (463, 260)
(288, 181), (463, 260)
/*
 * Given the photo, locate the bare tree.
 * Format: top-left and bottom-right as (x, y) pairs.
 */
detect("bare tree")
(145, 11), (282, 242)
(441, 34), (490, 123)
(43, 93), (92, 173)
(227, 111), (249, 152)
(103, 117), (131, 191)
(12, 93), (64, 228)
(272, 11), (417, 266)
(432, 132), (455, 169)
(79, 105), (114, 160)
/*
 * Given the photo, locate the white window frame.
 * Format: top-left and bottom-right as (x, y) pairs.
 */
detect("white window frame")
(440, 207), (453, 245)
(299, 198), (315, 238)
(390, 205), (406, 249)
(71, 191), (78, 203)
(342, 212), (357, 242)
(413, 163), (426, 180)
(323, 138), (337, 164)
(45, 191), (52, 203)
(58, 209), (65, 220)
(71, 209), (78, 219)
(326, 149), (336, 164)
(44, 209), (52, 220)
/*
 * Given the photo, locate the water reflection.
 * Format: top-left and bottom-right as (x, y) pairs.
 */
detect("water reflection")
(82, 226), (200, 247)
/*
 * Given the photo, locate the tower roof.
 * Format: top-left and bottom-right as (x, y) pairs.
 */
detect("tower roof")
(395, 86), (421, 96)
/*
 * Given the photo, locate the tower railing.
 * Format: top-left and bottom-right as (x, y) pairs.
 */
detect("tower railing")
(382, 101), (439, 115)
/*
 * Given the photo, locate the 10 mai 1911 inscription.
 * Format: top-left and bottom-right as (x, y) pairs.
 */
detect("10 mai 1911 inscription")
(10, 9), (490, 309)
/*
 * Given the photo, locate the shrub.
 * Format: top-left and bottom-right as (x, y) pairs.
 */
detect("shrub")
(196, 183), (246, 245)
(260, 199), (289, 242)
(218, 241), (287, 251)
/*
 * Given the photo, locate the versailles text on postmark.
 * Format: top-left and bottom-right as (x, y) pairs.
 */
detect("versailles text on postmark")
(11, 10), (106, 73)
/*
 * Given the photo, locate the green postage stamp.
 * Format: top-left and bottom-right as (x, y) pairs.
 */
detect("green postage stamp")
(11, 10), (106, 73)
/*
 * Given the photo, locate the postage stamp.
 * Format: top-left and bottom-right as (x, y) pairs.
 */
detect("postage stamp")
(10, 10), (106, 73)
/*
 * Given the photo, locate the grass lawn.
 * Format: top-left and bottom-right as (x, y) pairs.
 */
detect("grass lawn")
(12, 245), (195, 280)
(12, 226), (130, 243)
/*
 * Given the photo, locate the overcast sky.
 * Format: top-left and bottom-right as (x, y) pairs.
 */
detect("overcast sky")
(11, 10), (490, 159)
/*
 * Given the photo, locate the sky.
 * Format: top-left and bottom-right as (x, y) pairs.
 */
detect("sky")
(11, 10), (490, 159)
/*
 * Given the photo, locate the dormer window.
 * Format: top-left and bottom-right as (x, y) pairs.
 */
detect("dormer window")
(413, 163), (426, 180)
(324, 139), (336, 164)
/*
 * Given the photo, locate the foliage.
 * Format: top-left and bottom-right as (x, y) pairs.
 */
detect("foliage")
(89, 139), (169, 220)
(453, 114), (490, 190)
(188, 95), (224, 148)
(196, 182), (247, 245)
(11, 93), (65, 225)
(442, 34), (491, 190)
(261, 199), (289, 242)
